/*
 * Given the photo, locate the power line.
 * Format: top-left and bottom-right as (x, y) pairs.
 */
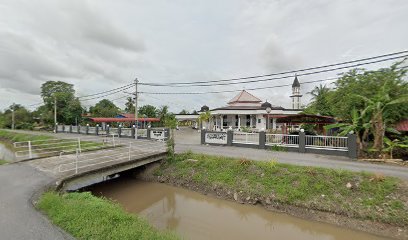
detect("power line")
(77, 85), (135, 101)
(140, 76), (339, 95)
(77, 83), (135, 99)
(141, 54), (408, 87)
(140, 65), (408, 95)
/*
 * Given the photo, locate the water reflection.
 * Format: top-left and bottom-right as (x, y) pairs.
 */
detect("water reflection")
(90, 178), (388, 240)
(0, 142), (16, 161)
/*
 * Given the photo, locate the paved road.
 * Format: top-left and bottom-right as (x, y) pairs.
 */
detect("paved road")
(0, 163), (72, 239)
(176, 144), (408, 180)
(8, 129), (408, 180)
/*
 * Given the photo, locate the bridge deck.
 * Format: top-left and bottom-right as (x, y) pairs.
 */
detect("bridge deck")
(24, 138), (166, 180)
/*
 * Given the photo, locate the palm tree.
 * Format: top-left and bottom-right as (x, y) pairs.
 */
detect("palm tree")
(198, 111), (211, 130)
(308, 84), (330, 101)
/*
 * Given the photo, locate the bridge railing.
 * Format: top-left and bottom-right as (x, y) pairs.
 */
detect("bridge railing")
(58, 140), (165, 174)
(13, 135), (119, 160)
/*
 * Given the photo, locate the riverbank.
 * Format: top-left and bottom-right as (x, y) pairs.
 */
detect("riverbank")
(38, 192), (179, 240)
(140, 152), (408, 239)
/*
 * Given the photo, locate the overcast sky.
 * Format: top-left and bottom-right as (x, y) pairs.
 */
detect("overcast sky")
(0, 0), (407, 112)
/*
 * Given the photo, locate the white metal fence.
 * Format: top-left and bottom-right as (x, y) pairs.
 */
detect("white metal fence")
(305, 135), (348, 150)
(57, 140), (165, 174)
(232, 132), (259, 144)
(121, 128), (132, 137)
(137, 129), (148, 138)
(13, 135), (118, 160)
(265, 134), (299, 147)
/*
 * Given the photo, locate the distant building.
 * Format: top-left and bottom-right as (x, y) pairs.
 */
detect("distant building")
(176, 76), (303, 132)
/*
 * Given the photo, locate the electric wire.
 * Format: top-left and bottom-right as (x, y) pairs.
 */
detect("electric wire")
(140, 50), (408, 86)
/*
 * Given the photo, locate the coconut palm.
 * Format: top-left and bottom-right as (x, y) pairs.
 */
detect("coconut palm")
(198, 111), (211, 129)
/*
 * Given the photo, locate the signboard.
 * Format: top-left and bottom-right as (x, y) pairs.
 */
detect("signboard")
(205, 132), (227, 144)
(151, 130), (166, 140)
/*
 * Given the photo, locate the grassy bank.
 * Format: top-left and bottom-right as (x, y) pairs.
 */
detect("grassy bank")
(38, 192), (179, 240)
(0, 159), (7, 165)
(0, 130), (105, 155)
(154, 152), (408, 227)
(0, 129), (53, 142)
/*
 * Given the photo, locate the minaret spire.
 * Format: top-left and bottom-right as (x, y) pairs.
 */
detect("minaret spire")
(290, 75), (302, 109)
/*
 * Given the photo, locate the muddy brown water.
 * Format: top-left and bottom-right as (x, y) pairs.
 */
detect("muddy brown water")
(0, 142), (16, 161)
(89, 178), (388, 240)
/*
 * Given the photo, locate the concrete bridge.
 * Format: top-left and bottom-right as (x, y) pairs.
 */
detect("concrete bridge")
(15, 134), (167, 191)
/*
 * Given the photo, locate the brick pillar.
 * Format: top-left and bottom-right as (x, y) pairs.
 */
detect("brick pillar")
(299, 131), (306, 153)
(348, 134), (358, 159)
(131, 127), (135, 138)
(227, 130), (233, 146)
(259, 131), (266, 149)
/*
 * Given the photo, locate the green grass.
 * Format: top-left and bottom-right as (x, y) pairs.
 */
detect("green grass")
(38, 192), (179, 240)
(0, 130), (106, 156)
(0, 159), (7, 165)
(157, 152), (408, 226)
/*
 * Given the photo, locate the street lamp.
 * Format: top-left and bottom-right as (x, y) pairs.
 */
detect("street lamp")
(262, 101), (272, 132)
(266, 107), (271, 130)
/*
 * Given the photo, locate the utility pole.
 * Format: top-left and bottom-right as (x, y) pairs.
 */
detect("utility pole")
(134, 78), (139, 139)
(54, 96), (57, 133)
(11, 103), (15, 130)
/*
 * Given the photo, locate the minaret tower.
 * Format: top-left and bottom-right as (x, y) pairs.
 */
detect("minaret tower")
(290, 75), (302, 109)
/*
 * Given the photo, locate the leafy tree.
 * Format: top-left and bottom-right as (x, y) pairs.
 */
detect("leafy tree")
(125, 97), (135, 113)
(157, 105), (169, 125)
(139, 105), (158, 118)
(179, 109), (190, 114)
(40, 81), (82, 125)
(89, 99), (120, 117)
(356, 82), (408, 152)
(1, 104), (34, 129)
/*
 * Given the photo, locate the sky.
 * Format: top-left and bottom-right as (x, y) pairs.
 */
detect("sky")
(0, 0), (407, 113)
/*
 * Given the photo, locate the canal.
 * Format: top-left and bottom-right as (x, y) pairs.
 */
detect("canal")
(0, 142), (16, 162)
(89, 177), (388, 240)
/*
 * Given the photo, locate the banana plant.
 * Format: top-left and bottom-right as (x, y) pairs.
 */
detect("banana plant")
(383, 137), (408, 159)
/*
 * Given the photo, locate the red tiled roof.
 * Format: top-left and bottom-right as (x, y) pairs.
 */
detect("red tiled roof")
(396, 119), (408, 131)
(89, 117), (160, 123)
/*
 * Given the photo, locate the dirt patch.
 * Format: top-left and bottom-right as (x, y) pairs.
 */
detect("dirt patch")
(138, 162), (408, 240)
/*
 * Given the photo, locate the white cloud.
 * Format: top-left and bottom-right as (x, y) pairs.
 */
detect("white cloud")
(0, 0), (407, 112)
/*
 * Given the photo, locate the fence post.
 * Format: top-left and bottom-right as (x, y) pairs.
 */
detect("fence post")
(77, 125), (80, 134)
(112, 134), (116, 147)
(147, 128), (151, 140)
(69, 125), (72, 133)
(86, 125), (89, 135)
(118, 126), (122, 138)
(259, 131), (266, 149)
(77, 137), (82, 154)
(131, 126), (135, 138)
(95, 125), (99, 136)
(201, 129), (206, 144)
(106, 125), (110, 135)
(347, 134), (358, 159)
(299, 131), (306, 153)
(55, 124), (58, 133)
(62, 125), (65, 133)
(28, 141), (32, 159)
(227, 130), (233, 146)
(75, 149), (79, 174)
(128, 142), (132, 160)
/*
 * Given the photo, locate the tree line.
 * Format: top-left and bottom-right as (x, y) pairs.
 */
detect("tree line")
(0, 81), (178, 130)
